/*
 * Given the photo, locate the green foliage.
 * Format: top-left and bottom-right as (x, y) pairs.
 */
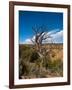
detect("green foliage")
(46, 59), (63, 76)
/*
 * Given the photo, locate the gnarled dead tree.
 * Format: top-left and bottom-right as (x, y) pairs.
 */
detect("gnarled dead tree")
(31, 25), (52, 58)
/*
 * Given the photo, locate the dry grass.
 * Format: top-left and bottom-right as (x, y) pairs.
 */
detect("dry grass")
(19, 44), (63, 79)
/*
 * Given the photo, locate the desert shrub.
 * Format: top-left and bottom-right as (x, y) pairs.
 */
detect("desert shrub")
(20, 48), (34, 62)
(30, 51), (39, 63)
(19, 60), (34, 78)
(19, 59), (28, 79)
(40, 54), (63, 77)
(19, 45), (39, 78)
(19, 60), (24, 79)
(47, 59), (63, 76)
(19, 45), (31, 58)
(42, 55), (51, 69)
(19, 45), (63, 78)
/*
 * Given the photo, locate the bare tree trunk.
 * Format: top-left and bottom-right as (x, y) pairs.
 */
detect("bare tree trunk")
(31, 25), (53, 58)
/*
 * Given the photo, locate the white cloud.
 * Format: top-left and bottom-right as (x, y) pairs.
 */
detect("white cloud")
(42, 30), (63, 43)
(51, 30), (63, 43)
(21, 29), (63, 44)
(23, 39), (33, 44)
(48, 29), (60, 35)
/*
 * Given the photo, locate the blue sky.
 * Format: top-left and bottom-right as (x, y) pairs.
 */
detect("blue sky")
(19, 11), (63, 44)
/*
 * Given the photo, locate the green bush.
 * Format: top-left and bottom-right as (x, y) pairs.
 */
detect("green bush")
(46, 59), (63, 76)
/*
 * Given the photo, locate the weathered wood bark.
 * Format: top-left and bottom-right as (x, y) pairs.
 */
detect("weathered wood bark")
(31, 25), (52, 58)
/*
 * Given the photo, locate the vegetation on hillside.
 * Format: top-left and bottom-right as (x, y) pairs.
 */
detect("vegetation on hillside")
(19, 25), (63, 79)
(19, 44), (63, 79)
